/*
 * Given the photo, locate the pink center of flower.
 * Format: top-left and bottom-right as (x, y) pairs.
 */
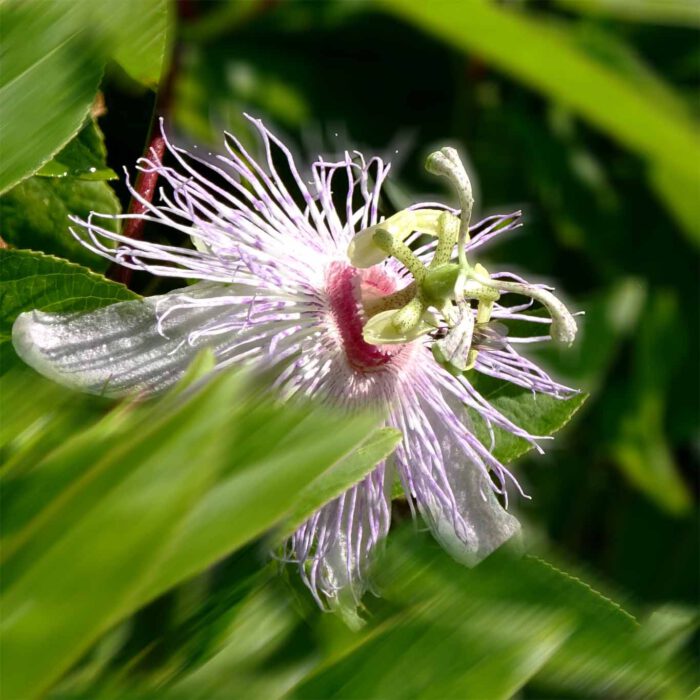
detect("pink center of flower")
(326, 261), (406, 372)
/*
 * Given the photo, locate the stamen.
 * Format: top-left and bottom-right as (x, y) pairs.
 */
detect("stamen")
(372, 229), (426, 282)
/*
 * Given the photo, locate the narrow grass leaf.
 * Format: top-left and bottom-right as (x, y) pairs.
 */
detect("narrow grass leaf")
(379, 0), (700, 184)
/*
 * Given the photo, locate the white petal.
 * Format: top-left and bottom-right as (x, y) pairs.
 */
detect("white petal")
(12, 282), (236, 398)
(398, 390), (521, 567)
(423, 460), (521, 567)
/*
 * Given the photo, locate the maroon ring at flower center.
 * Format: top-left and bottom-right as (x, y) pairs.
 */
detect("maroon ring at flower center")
(325, 261), (407, 372)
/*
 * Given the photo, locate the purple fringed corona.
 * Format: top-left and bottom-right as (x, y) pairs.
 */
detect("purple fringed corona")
(12, 116), (578, 610)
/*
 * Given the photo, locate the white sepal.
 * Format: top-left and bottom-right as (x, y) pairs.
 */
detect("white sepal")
(12, 282), (234, 398)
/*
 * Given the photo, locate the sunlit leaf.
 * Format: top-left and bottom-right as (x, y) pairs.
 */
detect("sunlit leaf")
(0, 365), (108, 482)
(559, 22), (700, 248)
(0, 368), (378, 699)
(96, 0), (173, 88)
(638, 604), (699, 660)
(468, 374), (588, 464)
(0, 1), (104, 193)
(292, 531), (691, 699)
(293, 602), (570, 700)
(0, 374), (240, 699)
(276, 426), (402, 541)
(141, 407), (380, 605)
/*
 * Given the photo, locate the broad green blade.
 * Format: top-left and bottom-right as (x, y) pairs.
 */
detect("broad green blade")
(0, 1), (104, 193)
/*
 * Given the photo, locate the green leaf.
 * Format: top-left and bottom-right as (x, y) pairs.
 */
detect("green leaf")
(141, 407), (381, 606)
(638, 605), (700, 660)
(293, 601), (571, 700)
(98, 0), (173, 88)
(553, 0), (700, 28)
(0, 1), (105, 194)
(610, 292), (691, 514)
(0, 373), (239, 700)
(612, 394), (691, 515)
(0, 249), (138, 344)
(36, 118), (117, 180)
(650, 164), (700, 247)
(0, 396), (134, 578)
(0, 177), (120, 271)
(0, 364), (108, 482)
(275, 427), (402, 541)
(166, 582), (304, 700)
(468, 374), (589, 464)
(556, 23), (700, 248)
(379, 0), (700, 185)
(0, 369), (379, 698)
(292, 531), (690, 699)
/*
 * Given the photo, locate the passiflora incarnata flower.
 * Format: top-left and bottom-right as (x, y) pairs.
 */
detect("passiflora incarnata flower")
(12, 116), (579, 611)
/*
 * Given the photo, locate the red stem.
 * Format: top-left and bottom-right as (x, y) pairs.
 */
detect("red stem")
(106, 133), (166, 286)
(106, 1), (188, 287)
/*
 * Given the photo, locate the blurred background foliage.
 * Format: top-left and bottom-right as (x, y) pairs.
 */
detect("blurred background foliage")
(0, 0), (698, 698)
